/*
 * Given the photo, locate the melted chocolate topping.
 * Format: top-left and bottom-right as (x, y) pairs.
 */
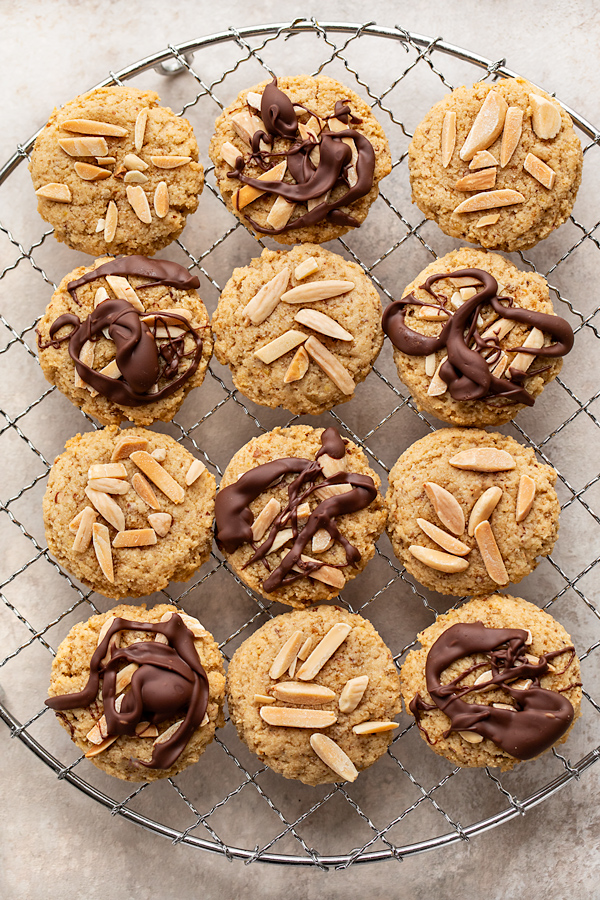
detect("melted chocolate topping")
(46, 614), (209, 770)
(214, 427), (377, 592)
(382, 267), (574, 406)
(67, 256), (200, 292)
(410, 621), (575, 760)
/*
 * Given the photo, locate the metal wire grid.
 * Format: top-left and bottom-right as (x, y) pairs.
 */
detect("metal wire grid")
(1, 20), (599, 868)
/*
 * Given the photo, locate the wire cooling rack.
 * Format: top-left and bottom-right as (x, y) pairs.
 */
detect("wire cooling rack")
(1, 20), (599, 868)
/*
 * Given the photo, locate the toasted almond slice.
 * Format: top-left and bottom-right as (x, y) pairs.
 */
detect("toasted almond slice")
(441, 110), (457, 167)
(72, 506), (97, 553)
(252, 498), (281, 542)
(313, 483), (353, 501)
(269, 528), (294, 553)
(97, 359), (121, 379)
(123, 153), (149, 172)
(294, 308), (353, 341)
(254, 693), (275, 705)
(59, 136), (109, 157)
(124, 170), (148, 185)
(480, 316), (516, 342)
(416, 305), (449, 322)
(297, 637), (314, 661)
(408, 545), (470, 573)
(352, 721), (398, 735)
(424, 482), (465, 535)
(136, 723), (159, 737)
(242, 268), (291, 325)
(281, 280), (354, 304)
(85, 735), (119, 757)
(113, 528), (157, 548)
(115, 662), (139, 693)
(304, 336), (355, 395)
(455, 167), (497, 191)
(151, 448), (166, 462)
(87, 477), (129, 494)
(111, 436), (149, 461)
(448, 276), (484, 289)
(96, 614), (120, 650)
(454, 189), (525, 215)
(97, 156), (116, 165)
(126, 185), (152, 224)
(339, 675), (369, 714)
(254, 329), (307, 364)
(134, 107), (149, 151)
(460, 90), (508, 161)
(92, 523), (114, 582)
(234, 160), (287, 210)
(476, 213), (501, 227)
(296, 623), (352, 681)
(296, 502), (311, 521)
(516, 474), (536, 522)
(310, 733), (358, 782)
(449, 448), (516, 472)
(283, 345), (309, 383)
(35, 182), (72, 202)
(151, 325), (187, 339)
(186, 458), (206, 486)
(266, 195), (296, 229)
(104, 200), (118, 243)
(176, 612), (206, 639)
(150, 155), (192, 169)
(524, 152), (556, 189)
(86, 718), (110, 744)
(511, 679), (533, 691)
(260, 707), (337, 728)
(318, 454), (347, 480)
(69, 508), (92, 532)
(272, 682), (336, 705)
(492, 703), (514, 711)
(245, 90), (263, 110)
(469, 150), (497, 170)
(62, 118), (128, 137)
(468, 486), (503, 536)
(131, 472), (160, 510)
(416, 518), (471, 556)
(154, 720), (184, 746)
(427, 356), (448, 397)
(312, 528), (334, 554)
(130, 451), (184, 504)
(231, 110), (266, 147)
(89, 463), (127, 479)
(474, 520), (509, 584)
(288, 654), (297, 679)
(95, 218), (106, 232)
(74, 161), (112, 181)
(220, 140), (243, 167)
(459, 731), (484, 743)
(270, 631), (306, 679)
(105, 274), (144, 311)
(500, 106), (524, 167)
(424, 353), (437, 377)
(85, 487), (125, 532)
(529, 93), (562, 140)
(74, 339), (95, 389)
(147, 512), (172, 537)
(294, 257), (320, 281)
(141, 309), (192, 325)
(473, 670), (495, 688)
(307, 189), (330, 212)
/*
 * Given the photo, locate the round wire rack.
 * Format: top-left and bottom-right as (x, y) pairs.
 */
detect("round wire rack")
(1, 20), (599, 868)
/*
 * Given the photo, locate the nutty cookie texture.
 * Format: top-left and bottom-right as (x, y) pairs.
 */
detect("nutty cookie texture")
(386, 429), (559, 596)
(400, 594), (581, 770)
(46, 604), (226, 782)
(409, 77), (582, 251)
(29, 87), (204, 256)
(37, 255), (213, 426)
(227, 606), (401, 785)
(43, 426), (215, 599)
(382, 247), (573, 426)
(208, 75), (391, 243)
(212, 244), (383, 415)
(215, 426), (387, 608)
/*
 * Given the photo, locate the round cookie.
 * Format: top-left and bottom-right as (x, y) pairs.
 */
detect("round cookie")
(212, 244), (383, 415)
(43, 426), (215, 599)
(29, 86), (204, 256)
(382, 247), (574, 426)
(227, 606), (401, 785)
(215, 426), (387, 608)
(37, 255), (213, 426)
(408, 77), (583, 252)
(208, 75), (391, 243)
(46, 604), (226, 781)
(400, 594), (581, 770)
(386, 429), (559, 596)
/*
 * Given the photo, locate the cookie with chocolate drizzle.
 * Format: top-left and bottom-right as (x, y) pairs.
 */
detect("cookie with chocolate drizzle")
(208, 75), (391, 243)
(215, 426), (387, 607)
(400, 594), (581, 770)
(382, 248), (573, 426)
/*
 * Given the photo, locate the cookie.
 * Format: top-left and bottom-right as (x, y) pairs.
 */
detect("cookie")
(46, 604), (226, 781)
(43, 426), (215, 599)
(212, 244), (383, 415)
(227, 605), (401, 785)
(208, 75), (391, 243)
(386, 429), (559, 596)
(37, 255), (213, 426)
(400, 594), (581, 770)
(215, 426), (387, 608)
(408, 77), (583, 251)
(382, 247), (574, 426)
(29, 86), (204, 256)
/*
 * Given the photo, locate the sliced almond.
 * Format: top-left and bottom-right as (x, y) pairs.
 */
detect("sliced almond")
(283, 345), (309, 383)
(313, 483), (353, 501)
(151, 325), (186, 339)
(69, 508), (91, 532)
(416, 305), (450, 322)
(150, 448), (166, 462)
(85, 487), (125, 532)
(468, 486), (503, 536)
(150, 155), (192, 169)
(97, 359), (121, 379)
(86, 715), (110, 744)
(270, 531), (294, 559)
(469, 150), (497, 170)
(492, 703), (514, 711)
(111, 436), (148, 461)
(220, 140), (243, 167)
(72, 506), (97, 553)
(454, 189), (525, 215)
(312, 528), (334, 554)
(115, 662), (139, 694)
(87, 477), (130, 494)
(85, 735), (119, 757)
(510, 679), (533, 691)
(242, 268), (291, 325)
(133, 107), (149, 151)
(61, 119), (128, 137)
(270, 631), (306, 680)
(234, 160), (287, 210)
(441, 110), (456, 167)
(296, 623), (352, 681)
(297, 637), (314, 661)
(281, 280), (354, 304)
(454, 167), (497, 191)
(474, 520), (509, 584)
(245, 91), (263, 110)
(310, 733), (358, 782)
(254, 694), (275, 705)
(352, 721), (398, 735)
(449, 448), (516, 472)
(425, 353), (437, 377)
(92, 522), (114, 582)
(112, 528), (157, 548)
(136, 723), (159, 737)
(59, 136), (109, 157)
(131, 472), (160, 510)
(74, 161), (112, 181)
(35, 182), (72, 202)
(126, 185), (152, 224)
(294, 309), (353, 341)
(95, 218), (106, 233)
(516, 474), (536, 522)
(427, 356), (448, 397)
(141, 309), (192, 326)
(459, 731), (484, 743)
(304, 336), (355, 395)
(74, 339), (95, 389)
(408, 545), (470, 573)
(186, 458), (206, 486)
(104, 200), (118, 243)
(272, 682), (336, 705)
(473, 670), (495, 688)
(448, 276), (484, 289)
(105, 275), (144, 311)
(294, 257), (320, 281)
(177, 612), (206, 639)
(296, 502), (311, 522)
(500, 106), (524, 167)
(460, 90), (508, 161)
(424, 482), (465, 535)
(480, 317), (516, 342)
(147, 512), (172, 537)
(266, 195), (296, 229)
(88, 462), (127, 479)
(529, 94), (562, 140)
(260, 707), (337, 728)
(292, 556), (345, 590)
(307, 190), (330, 213)
(123, 153), (149, 172)
(416, 518), (471, 556)
(523, 152), (556, 189)
(254, 329), (307, 365)
(251, 498), (281, 542)
(154, 720), (184, 746)
(476, 213), (500, 227)
(339, 675), (369, 714)
(230, 110), (266, 147)
(129, 451), (185, 504)
(288, 656), (297, 678)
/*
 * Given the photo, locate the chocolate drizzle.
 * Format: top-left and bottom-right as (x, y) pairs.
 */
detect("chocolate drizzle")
(46, 614), (209, 770)
(410, 621), (576, 760)
(214, 427), (377, 592)
(382, 267), (574, 406)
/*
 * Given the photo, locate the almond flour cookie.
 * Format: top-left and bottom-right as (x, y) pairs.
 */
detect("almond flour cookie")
(29, 87), (204, 256)
(409, 77), (583, 251)
(227, 605), (401, 785)
(37, 256), (213, 426)
(215, 426), (387, 608)
(400, 594), (581, 770)
(212, 244), (383, 415)
(208, 75), (391, 243)
(386, 429), (559, 596)
(46, 604), (226, 781)
(382, 247), (574, 426)
(43, 426), (215, 599)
